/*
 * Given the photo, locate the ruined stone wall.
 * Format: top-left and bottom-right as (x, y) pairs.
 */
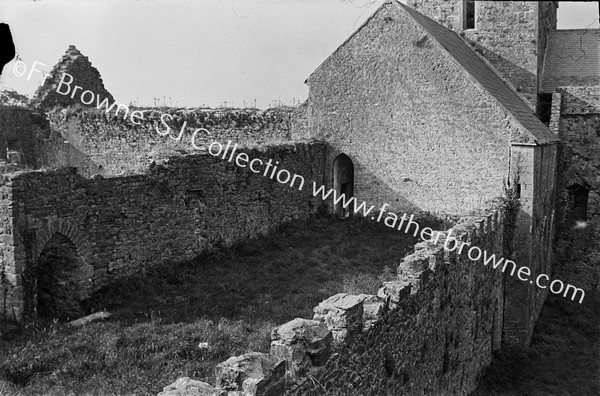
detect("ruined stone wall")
(0, 175), (16, 321)
(530, 143), (558, 319)
(0, 143), (327, 321)
(0, 106), (94, 173)
(46, 107), (298, 177)
(0, 107), (41, 168)
(305, 1), (531, 216)
(32, 45), (115, 110)
(165, 206), (510, 395)
(408, 1), (554, 105)
(554, 86), (600, 292)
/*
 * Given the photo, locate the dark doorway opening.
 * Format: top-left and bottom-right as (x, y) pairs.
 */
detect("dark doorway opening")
(536, 93), (553, 125)
(333, 154), (354, 218)
(567, 184), (589, 226)
(36, 233), (87, 320)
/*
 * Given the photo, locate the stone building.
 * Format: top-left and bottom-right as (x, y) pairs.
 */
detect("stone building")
(298, 0), (598, 346)
(0, 2), (599, 393)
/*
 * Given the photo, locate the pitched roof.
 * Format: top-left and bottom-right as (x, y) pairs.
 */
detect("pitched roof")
(395, 1), (558, 145)
(541, 29), (600, 93)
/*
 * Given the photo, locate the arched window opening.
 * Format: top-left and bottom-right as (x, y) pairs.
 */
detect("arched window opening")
(333, 154), (354, 218)
(36, 233), (87, 320)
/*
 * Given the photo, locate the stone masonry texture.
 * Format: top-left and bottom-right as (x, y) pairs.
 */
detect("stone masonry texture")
(283, 208), (506, 396)
(554, 87), (600, 292)
(32, 45), (115, 110)
(0, 0), (589, 393)
(409, 1), (559, 106)
(46, 106), (299, 176)
(0, 143), (327, 320)
(161, 208), (508, 396)
(505, 142), (558, 345)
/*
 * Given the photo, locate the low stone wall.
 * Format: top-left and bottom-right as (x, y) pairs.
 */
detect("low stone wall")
(0, 142), (327, 321)
(158, 206), (508, 396)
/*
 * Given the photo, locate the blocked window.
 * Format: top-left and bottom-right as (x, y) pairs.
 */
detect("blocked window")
(463, 0), (476, 30)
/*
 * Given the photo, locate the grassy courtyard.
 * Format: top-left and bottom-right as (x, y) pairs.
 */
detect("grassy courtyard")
(0, 214), (422, 396)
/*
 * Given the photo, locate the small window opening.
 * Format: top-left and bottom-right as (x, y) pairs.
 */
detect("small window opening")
(464, 0), (476, 30)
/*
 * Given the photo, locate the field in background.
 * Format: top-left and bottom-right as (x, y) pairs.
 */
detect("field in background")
(0, 214), (424, 396)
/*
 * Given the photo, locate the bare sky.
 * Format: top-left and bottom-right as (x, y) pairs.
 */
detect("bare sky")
(0, 0), (598, 109)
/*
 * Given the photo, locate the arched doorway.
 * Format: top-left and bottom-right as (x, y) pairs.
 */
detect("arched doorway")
(36, 233), (88, 320)
(333, 154), (354, 218)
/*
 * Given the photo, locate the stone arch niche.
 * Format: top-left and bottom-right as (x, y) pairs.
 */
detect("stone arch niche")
(29, 220), (93, 320)
(333, 153), (354, 218)
(35, 233), (89, 319)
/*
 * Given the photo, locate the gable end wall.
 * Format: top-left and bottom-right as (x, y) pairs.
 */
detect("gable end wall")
(306, 1), (534, 216)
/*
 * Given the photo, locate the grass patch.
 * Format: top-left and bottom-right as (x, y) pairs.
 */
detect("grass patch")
(471, 292), (600, 396)
(0, 214), (427, 395)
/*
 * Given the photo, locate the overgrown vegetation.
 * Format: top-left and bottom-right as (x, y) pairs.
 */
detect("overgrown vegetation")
(0, 214), (424, 396)
(500, 176), (522, 258)
(0, 89), (31, 107)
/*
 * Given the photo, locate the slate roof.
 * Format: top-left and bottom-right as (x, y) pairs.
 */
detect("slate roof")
(541, 29), (600, 93)
(396, 1), (558, 145)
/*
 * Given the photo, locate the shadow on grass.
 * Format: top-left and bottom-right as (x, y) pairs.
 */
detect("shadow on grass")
(89, 213), (429, 326)
(471, 292), (600, 396)
(0, 213), (434, 396)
